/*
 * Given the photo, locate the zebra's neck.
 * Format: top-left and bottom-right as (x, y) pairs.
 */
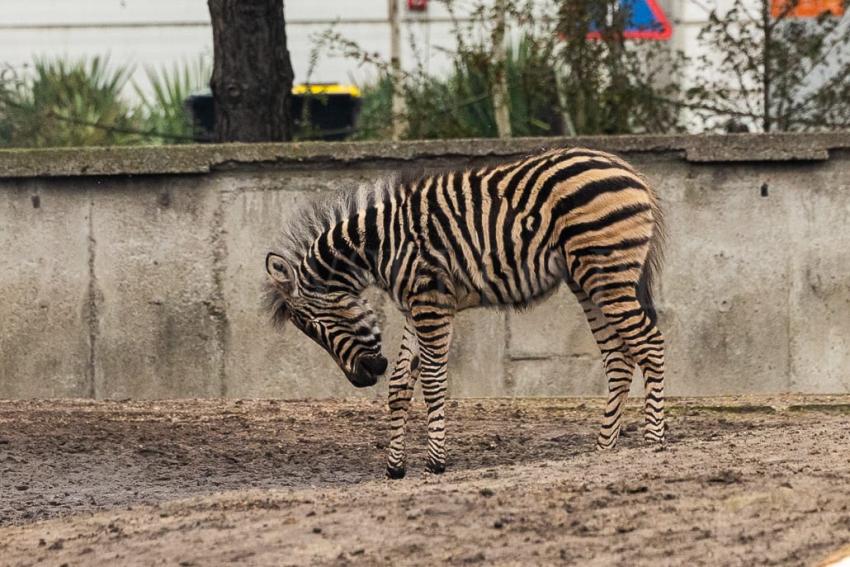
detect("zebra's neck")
(296, 206), (385, 295)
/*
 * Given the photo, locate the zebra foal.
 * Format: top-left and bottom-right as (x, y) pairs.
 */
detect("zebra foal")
(265, 146), (666, 478)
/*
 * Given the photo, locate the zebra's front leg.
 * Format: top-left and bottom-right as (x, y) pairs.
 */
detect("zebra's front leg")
(410, 301), (454, 475)
(386, 322), (420, 479)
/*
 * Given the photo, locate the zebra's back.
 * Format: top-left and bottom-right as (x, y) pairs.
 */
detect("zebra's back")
(399, 147), (661, 310)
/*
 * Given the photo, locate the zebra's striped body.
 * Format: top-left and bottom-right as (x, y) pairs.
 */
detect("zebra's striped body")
(265, 146), (666, 477)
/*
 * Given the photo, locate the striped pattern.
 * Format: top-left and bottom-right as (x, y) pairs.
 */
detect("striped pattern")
(266, 146), (666, 477)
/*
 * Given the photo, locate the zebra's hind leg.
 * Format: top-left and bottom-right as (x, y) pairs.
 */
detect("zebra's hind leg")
(587, 290), (666, 445)
(635, 326), (666, 444)
(567, 280), (636, 450)
(386, 321), (420, 479)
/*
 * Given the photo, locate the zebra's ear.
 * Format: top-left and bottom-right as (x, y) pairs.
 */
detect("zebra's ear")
(266, 253), (298, 295)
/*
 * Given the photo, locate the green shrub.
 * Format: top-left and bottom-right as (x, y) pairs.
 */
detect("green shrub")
(352, 36), (564, 140)
(318, 0), (685, 140)
(0, 55), (211, 147)
(134, 57), (211, 143)
(0, 56), (142, 147)
(686, 0), (850, 132)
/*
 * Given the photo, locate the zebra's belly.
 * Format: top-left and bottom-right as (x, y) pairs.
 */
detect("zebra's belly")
(454, 247), (564, 309)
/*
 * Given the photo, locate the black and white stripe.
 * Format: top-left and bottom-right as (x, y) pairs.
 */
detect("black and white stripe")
(266, 146), (666, 477)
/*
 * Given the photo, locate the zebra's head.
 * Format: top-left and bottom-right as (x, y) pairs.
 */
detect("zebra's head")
(265, 253), (388, 388)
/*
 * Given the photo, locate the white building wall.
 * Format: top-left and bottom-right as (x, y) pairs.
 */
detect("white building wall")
(1, 0), (488, 97)
(9, 0), (822, 133)
(1, 1), (714, 92)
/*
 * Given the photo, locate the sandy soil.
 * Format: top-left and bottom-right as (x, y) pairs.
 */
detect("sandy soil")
(1, 396), (850, 566)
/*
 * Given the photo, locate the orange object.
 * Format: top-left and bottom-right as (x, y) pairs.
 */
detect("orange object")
(771, 0), (844, 18)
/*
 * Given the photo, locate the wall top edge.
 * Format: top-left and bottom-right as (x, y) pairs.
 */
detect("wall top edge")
(1, 132), (848, 179)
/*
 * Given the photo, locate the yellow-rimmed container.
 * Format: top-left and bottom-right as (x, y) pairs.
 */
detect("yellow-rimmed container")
(291, 83), (362, 141)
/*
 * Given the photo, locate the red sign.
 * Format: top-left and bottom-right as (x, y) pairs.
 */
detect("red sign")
(771, 0), (844, 17)
(407, 0), (428, 11)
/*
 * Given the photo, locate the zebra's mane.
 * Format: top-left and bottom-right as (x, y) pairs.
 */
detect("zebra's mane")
(276, 175), (399, 268)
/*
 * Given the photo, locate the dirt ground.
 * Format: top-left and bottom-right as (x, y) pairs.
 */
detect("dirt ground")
(1, 396), (850, 566)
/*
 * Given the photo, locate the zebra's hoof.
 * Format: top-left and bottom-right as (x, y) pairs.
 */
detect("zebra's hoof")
(425, 460), (446, 475)
(596, 436), (619, 451)
(386, 466), (406, 479)
(644, 432), (667, 448)
(644, 423), (667, 445)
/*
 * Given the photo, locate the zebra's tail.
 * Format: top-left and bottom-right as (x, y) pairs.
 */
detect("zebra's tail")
(637, 186), (665, 324)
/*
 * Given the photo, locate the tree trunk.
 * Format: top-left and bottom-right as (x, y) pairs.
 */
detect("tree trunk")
(388, 0), (405, 141)
(491, 0), (512, 138)
(761, 0), (772, 133)
(208, 0), (294, 142)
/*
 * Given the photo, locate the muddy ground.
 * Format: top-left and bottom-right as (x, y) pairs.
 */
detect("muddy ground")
(1, 396), (849, 566)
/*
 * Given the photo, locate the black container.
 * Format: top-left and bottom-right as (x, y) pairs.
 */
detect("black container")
(185, 84), (362, 142)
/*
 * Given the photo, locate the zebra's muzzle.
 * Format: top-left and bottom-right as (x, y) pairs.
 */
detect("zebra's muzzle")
(348, 354), (388, 388)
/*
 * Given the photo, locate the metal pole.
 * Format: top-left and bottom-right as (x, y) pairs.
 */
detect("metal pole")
(389, 0), (406, 140)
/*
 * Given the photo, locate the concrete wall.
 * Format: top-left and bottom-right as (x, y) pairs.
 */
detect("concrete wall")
(1, 133), (849, 399)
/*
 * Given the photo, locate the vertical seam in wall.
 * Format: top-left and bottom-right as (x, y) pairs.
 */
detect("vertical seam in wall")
(785, 182), (796, 392)
(210, 188), (231, 397)
(786, 236), (794, 391)
(503, 310), (513, 394)
(86, 194), (99, 399)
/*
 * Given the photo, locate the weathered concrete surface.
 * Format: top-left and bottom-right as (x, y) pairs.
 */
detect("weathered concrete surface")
(0, 133), (845, 178)
(656, 161), (795, 395)
(785, 158), (850, 393)
(0, 180), (92, 397)
(91, 177), (225, 398)
(1, 134), (849, 399)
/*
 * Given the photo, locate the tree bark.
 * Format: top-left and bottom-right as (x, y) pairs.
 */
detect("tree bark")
(388, 0), (405, 141)
(491, 0), (512, 138)
(208, 0), (294, 142)
(761, 0), (772, 133)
